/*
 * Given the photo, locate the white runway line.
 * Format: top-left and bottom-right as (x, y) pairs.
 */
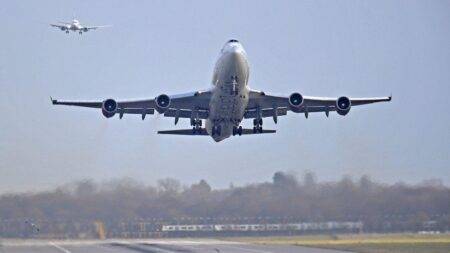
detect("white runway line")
(219, 244), (273, 253)
(49, 242), (71, 253)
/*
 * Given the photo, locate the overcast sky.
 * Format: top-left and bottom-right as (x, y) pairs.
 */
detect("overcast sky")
(0, 0), (449, 193)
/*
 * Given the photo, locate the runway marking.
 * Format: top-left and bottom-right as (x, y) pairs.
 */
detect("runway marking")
(49, 242), (71, 253)
(217, 244), (273, 253)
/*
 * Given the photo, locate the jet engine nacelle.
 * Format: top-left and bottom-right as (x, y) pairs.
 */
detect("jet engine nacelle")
(82, 28), (88, 32)
(102, 98), (118, 118)
(336, 96), (351, 116)
(155, 94), (171, 113)
(60, 27), (67, 31)
(288, 92), (304, 112)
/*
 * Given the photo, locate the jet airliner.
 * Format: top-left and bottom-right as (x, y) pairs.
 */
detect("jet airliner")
(52, 40), (391, 142)
(51, 19), (110, 34)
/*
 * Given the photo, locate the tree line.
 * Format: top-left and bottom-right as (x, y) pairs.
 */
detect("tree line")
(0, 171), (449, 232)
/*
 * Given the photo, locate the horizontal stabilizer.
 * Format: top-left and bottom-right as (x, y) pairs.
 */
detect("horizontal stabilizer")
(241, 129), (276, 134)
(158, 129), (208, 135)
(157, 128), (276, 136)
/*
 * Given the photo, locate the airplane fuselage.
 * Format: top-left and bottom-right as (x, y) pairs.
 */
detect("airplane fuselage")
(206, 40), (250, 142)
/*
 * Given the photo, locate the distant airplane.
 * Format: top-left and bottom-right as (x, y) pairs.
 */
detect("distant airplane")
(50, 19), (110, 34)
(25, 220), (40, 232)
(52, 39), (391, 142)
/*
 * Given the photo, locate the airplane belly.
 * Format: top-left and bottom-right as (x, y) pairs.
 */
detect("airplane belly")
(207, 85), (249, 142)
(206, 47), (250, 142)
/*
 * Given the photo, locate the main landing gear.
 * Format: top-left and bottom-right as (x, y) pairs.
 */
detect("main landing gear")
(253, 118), (263, 133)
(232, 126), (243, 136)
(191, 119), (202, 134)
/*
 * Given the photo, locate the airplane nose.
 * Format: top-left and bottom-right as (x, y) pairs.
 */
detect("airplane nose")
(224, 42), (244, 54)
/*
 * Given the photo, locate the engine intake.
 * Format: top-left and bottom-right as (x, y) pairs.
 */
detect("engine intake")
(102, 99), (118, 118)
(336, 96), (351, 116)
(289, 93), (304, 107)
(288, 93), (304, 112)
(155, 94), (171, 113)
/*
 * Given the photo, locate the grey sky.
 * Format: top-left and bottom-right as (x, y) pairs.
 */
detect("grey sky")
(0, 0), (449, 193)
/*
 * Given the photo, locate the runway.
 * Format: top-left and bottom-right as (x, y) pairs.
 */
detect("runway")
(0, 239), (349, 253)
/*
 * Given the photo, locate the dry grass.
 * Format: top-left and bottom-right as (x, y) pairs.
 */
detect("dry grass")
(224, 233), (450, 253)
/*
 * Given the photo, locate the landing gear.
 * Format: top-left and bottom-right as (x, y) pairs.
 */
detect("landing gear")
(190, 118), (202, 127)
(233, 126), (243, 136)
(65, 30), (69, 34)
(212, 125), (221, 136)
(191, 119), (202, 134)
(192, 126), (201, 134)
(79, 31), (82, 35)
(253, 118), (263, 133)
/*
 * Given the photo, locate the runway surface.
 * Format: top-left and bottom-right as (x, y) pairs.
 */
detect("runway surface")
(0, 239), (350, 253)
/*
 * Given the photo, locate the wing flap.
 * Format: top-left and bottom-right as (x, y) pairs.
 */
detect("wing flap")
(118, 108), (154, 115)
(244, 107), (288, 119)
(163, 109), (209, 119)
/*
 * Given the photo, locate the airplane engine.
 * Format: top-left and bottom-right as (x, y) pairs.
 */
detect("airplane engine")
(101, 99), (118, 118)
(336, 96), (351, 116)
(288, 92), (304, 112)
(60, 27), (67, 31)
(155, 94), (171, 113)
(83, 28), (88, 32)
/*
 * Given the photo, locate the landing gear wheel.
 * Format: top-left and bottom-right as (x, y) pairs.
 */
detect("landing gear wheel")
(191, 119), (202, 127)
(253, 118), (263, 133)
(233, 126), (243, 136)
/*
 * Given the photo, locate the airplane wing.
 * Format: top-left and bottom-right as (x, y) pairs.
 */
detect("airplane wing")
(84, 25), (112, 30)
(51, 91), (212, 120)
(50, 24), (68, 29)
(246, 90), (391, 120)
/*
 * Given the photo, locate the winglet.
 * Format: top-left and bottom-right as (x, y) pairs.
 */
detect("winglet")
(388, 94), (392, 101)
(50, 96), (57, 105)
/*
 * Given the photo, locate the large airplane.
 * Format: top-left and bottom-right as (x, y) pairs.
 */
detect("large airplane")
(52, 39), (391, 142)
(50, 19), (110, 34)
